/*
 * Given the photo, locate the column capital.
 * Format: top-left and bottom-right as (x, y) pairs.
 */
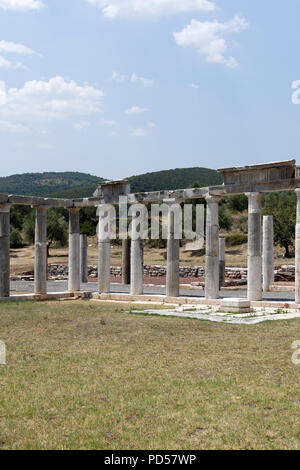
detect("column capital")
(163, 198), (182, 205)
(32, 205), (48, 211)
(295, 188), (300, 197)
(205, 194), (221, 204)
(0, 203), (11, 213)
(68, 207), (80, 213)
(245, 192), (262, 200)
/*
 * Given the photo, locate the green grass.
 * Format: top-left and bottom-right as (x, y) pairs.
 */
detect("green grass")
(0, 300), (300, 450)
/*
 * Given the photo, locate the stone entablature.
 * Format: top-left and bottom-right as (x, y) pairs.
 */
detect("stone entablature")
(93, 179), (130, 202)
(218, 160), (296, 186)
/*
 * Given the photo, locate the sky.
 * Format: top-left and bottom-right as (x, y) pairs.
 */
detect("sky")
(0, 0), (300, 180)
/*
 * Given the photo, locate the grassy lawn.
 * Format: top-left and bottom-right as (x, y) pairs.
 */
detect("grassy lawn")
(0, 300), (300, 450)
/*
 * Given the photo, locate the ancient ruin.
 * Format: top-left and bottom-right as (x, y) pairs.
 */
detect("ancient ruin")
(1, 159), (300, 309)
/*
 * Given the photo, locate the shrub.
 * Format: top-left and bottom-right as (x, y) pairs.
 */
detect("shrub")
(226, 233), (248, 247)
(10, 227), (23, 248)
(219, 205), (233, 231)
(237, 216), (248, 233)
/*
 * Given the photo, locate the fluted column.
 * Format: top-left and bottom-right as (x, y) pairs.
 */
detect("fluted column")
(0, 204), (11, 298)
(34, 206), (47, 295)
(68, 208), (80, 293)
(98, 207), (111, 293)
(166, 209), (180, 297)
(295, 190), (300, 304)
(205, 195), (220, 299)
(80, 234), (88, 283)
(263, 216), (274, 292)
(247, 192), (262, 301)
(130, 210), (144, 296)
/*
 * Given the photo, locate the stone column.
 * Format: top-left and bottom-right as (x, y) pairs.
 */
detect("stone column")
(246, 193), (262, 301)
(219, 237), (226, 289)
(80, 234), (88, 283)
(166, 209), (180, 297)
(98, 207), (111, 294)
(263, 215), (274, 292)
(68, 208), (80, 293)
(205, 195), (220, 299)
(0, 204), (11, 298)
(122, 239), (131, 285)
(295, 190), (300, 304)
(34, 206), (47, 295)
(130, 211), (144, 296)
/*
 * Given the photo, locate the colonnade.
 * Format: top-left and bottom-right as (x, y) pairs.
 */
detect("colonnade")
(0, 205), (83, 297)
(0, 189), (299, 302)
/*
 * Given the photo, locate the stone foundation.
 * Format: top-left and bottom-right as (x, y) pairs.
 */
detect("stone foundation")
(10, 264), (296, 283)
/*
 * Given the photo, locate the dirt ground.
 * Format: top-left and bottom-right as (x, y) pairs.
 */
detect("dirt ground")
(10, 237), (294, 275)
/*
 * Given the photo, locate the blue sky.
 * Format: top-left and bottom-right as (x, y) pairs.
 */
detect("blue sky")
(0, 0), (299, 179)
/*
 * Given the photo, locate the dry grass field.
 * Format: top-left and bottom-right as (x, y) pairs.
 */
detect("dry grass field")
(0, 300), (300, 450)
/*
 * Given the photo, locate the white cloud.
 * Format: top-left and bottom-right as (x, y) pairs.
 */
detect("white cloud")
(146, 121), (156, 128)
(112, 72), (154, 88)
(131, 128), (149, 137)
(74, 121), (90, 130)
(174, 15), (248, 68)
(189, 83), (200, 89)
(0, 40), (38, 69)
(131, 73), (154, 88)
(0, 120), (28, 132)
(99, 119), (117, 127)
(0, 0), (44, 10)
(125, 106), (148, 115)
(86, 0), (215, 19)
(0, 76), (103, 124)
(112, 71), (125, 83)
(0, 40), (36, 55)
(0, 55), (27, 69)
(108, 130), (118, 137)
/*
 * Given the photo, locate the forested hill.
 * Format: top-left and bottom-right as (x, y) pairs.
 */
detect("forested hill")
(0, 172), (103, 197)
(0, 167), (222, 198)
(129, 167), (222, 193)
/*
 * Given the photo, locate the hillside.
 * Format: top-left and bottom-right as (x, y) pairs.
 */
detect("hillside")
(0, 172), (103, 197)
(129, 167), (222, 193)
(0, 167), (222, 198)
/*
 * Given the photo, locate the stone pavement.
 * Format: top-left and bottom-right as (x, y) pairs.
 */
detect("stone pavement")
(10, 280), (295, 303)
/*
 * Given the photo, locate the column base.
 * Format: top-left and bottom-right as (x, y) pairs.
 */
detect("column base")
(248, 255), (262, 301)
(205, 255), (220, 299)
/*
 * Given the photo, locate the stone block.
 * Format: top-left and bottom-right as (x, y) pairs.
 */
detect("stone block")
(220, 298), (253, 313)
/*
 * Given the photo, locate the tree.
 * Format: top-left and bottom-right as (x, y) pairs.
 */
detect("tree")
(227, 195), (248, 212)
(263, 192), (296, 258)
(47, 209), (68, 256)
(23, 210), (35, 245)
(10, 205), (32, 231)
(80, 207), (97, 236)
(23, 208), (68, 256)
